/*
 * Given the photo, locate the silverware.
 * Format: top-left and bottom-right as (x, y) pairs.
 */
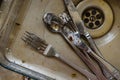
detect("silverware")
(43, 13), (108, 80)
(63, 0), (120, 80)
(22, 31), (98, 80)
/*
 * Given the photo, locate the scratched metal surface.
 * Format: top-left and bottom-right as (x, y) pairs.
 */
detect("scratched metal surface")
(1, 0), (120, 80)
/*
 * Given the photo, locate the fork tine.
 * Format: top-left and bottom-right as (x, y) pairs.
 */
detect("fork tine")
(25, 31), (48, 47)
(24, 33), (47, 48)
(22, 35), (40, 50)
(25, 31), (44, 43)
(22, 36), (32, 44)
(22, 32), (48, 53)
(21, 36), (45, 54)
(25, 31), (33, 35)
(21, 37), (27, 43)
(24, 32), (40, 44)
(22, 35), (34, 45)
(24, 32), (33, 39)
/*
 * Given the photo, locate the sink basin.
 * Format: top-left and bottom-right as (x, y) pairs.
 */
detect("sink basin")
(0, 0), (120, 80)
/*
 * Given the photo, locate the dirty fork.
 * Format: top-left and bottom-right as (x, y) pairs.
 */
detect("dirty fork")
(21, 31), (98, 80)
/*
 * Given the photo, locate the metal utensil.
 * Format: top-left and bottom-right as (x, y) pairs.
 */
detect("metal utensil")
(59, 13), (117, 80)
(63, 0), (120, 80)
(63, 0), (102, 57)
(43, 13), (108, 80)
(22, 31), (98, 80)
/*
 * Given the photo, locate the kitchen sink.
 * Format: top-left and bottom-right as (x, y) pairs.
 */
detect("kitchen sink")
(0, 0), (120, 80)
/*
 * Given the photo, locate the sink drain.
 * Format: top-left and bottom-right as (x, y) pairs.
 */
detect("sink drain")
(77, 0), (114, 38)
(82, 7), (104, 29)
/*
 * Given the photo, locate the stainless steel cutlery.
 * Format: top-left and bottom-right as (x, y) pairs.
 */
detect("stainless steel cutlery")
(22, 31), (98, 80)
(21, 0), (120, 80)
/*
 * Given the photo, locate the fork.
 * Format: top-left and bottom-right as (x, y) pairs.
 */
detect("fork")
(21, 31), (98, 80)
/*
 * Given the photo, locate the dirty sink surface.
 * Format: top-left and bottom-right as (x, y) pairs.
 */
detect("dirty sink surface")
(1, 0), (120, 80)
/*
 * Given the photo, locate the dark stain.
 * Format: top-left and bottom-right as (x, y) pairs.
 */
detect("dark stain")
(117, 26), (120, 28)
(71, 73), (77, 78)
(117, 26), (120, 31)
(72, 0), (81, 6)
(15, 22), (21, 26)
(22, 60), (26, 63)
(109, 45), (111, 48)
(23, 76), (32, 80)
(41, 0), (43, 2)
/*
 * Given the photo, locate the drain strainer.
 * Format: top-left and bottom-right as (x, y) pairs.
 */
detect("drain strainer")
(77, 0), (114, 38)
(82, 7), (104, 29)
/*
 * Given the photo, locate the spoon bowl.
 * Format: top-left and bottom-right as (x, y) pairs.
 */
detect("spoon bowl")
(43, 13), (63, 33)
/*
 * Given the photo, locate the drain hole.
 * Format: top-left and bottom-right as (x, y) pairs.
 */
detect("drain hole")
(84, 18), (89, 23)
(96, 14), (102, 19)
(82, 7), (104, 29)
(92, 10), (97, 15)
(89, 23), (94, 28)
(95, 21), (100, 26)
(85, 12), (90, 17)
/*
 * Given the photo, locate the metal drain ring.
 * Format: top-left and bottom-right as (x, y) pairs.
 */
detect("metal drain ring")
(77, 0), (114, 38)
(82, 7), (104, 29)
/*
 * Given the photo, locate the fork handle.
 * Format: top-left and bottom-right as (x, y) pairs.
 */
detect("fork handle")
(55, 53), (98, 80)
